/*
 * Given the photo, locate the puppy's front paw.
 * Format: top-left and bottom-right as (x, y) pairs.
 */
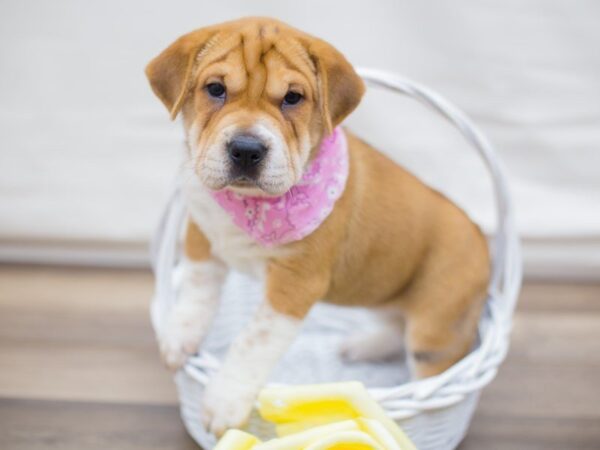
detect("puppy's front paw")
(159, 313), (206, 371)
(201, 374), (256, 437)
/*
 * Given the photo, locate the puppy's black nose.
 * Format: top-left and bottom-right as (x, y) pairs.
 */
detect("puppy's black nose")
(227, 135), (267, 169)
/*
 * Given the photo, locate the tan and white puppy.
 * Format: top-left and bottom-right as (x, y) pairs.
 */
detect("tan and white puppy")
(146, 17), (490, 435)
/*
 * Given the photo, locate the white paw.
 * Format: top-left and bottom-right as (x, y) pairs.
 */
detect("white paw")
(201, 373), (256, 437)
(339, 329), (404, 363)
(159, 313), (206, 371)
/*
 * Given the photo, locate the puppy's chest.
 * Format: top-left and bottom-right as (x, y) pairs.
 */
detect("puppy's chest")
(183, 180), (278, 277)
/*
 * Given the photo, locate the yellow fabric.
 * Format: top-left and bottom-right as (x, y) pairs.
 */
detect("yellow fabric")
(213, 382), (416, 450)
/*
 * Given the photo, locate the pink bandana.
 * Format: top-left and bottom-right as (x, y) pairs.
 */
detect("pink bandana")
(211, 127), (349, 247)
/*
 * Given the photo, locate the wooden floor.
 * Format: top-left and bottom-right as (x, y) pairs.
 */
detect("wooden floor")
(0, 265), (599, 450)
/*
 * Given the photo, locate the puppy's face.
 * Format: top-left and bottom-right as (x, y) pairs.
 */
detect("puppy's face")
(146, 18), (364, 196)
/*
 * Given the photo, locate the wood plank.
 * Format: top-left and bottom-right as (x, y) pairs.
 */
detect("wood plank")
(0, 265), (178, 404)
(0, 265), (153, 313)
(460, 413), (600, 450)
(0, 340), (178, 404)
(517, 281), (600, 313)
(0, 397), (198, 450)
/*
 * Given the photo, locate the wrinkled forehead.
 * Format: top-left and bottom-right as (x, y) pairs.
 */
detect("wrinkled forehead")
(194, 22), (318, 101)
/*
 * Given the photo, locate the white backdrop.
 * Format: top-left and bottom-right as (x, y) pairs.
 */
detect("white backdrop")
(1, 1), (599, 278)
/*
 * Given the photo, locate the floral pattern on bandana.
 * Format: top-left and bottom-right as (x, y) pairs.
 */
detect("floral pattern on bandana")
(211, 127), (349, 247)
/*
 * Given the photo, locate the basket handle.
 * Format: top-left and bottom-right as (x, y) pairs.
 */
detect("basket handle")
(356, 68), (522, 315)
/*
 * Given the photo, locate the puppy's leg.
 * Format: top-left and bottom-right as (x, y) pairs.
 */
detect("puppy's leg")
(159, 221), (227, 370)
(404, 261), (488, 379)
(202, 258), (328, 436)
(406, 301), (484, 378)
(201, 301), (302, 435)
(340, 310), (405, 362)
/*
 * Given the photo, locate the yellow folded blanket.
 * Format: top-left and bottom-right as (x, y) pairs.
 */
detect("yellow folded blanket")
(214, 382), (416, 450)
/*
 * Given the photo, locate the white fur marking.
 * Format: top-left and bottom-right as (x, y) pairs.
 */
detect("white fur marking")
(159, 258), (227, 370)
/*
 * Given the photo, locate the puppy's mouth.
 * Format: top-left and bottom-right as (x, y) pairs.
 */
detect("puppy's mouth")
(230, 175), (257, 188)
(227, 174), (285, 197)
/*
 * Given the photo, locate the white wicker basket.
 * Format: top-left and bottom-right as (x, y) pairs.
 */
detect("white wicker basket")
(150, 68), (522, 450)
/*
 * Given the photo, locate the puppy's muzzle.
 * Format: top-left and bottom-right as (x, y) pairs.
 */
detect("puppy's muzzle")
(227, 134), (268, 172)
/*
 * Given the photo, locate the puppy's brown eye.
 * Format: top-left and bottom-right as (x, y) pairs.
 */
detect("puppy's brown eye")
(206, 82), (226, 99)
(282, 91), (303, 106)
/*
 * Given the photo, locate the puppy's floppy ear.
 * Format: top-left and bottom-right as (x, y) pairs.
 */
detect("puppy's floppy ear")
(145, 28), (215, 119)
(308, 39), (365, 134)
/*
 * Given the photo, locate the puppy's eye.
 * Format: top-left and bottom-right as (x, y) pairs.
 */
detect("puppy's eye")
(206, 82), (226, 99)
(282, 91), (303, 106)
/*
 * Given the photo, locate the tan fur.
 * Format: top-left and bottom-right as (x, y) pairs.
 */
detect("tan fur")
(147, 17), (490, 380)
(184, 220), (212, 261)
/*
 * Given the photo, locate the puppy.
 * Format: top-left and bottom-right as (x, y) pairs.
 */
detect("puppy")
(146, 17), (490, 435)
